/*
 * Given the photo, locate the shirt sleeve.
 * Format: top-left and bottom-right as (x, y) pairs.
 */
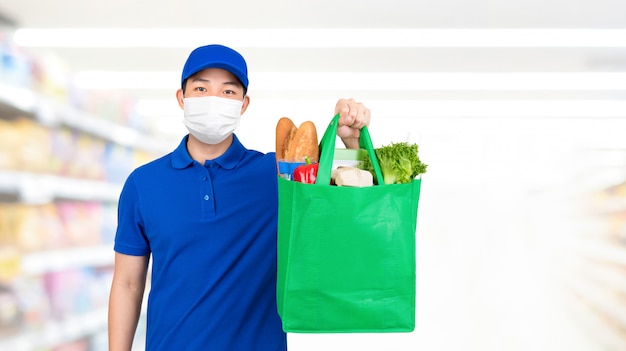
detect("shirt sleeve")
(114, 172), (151, 256)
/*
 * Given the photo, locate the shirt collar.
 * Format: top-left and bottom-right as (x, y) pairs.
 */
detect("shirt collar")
(171, 134), (245, 170)
(211, 134), (245, 170)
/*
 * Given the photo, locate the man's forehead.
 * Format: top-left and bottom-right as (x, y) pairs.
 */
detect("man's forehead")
(190, 68), (241, 84)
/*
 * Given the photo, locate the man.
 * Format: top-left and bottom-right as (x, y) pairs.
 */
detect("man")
(108, 44), (371, 350)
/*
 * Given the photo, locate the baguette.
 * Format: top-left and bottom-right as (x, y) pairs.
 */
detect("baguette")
(275, 117), (319, 162)
(286, 121), (318, 162)
(275, 117), (297, 161)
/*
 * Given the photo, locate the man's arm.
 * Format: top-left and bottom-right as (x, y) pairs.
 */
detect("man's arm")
(108, 252), (149, 351)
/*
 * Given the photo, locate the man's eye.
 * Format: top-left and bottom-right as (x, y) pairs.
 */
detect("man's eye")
(195, 87), (207, 92)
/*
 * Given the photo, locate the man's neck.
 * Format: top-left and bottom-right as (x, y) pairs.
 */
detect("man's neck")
(186, 134), (233, 163)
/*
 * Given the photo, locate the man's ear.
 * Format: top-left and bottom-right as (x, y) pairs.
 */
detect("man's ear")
(241, 95), (251, 115)
(176, 89), (184, 109)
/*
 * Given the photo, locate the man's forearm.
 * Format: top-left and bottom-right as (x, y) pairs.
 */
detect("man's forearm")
(341, 137), (360, 150)
(108, 282), (144, 351)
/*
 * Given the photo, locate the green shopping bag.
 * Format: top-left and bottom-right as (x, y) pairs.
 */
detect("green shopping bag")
(277, 114), (422, 333)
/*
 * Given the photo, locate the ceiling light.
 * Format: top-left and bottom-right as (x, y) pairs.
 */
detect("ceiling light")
(13, 28), (626, 48)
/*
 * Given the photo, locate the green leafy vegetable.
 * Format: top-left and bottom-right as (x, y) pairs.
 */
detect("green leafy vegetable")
(358, 142), (427, 184)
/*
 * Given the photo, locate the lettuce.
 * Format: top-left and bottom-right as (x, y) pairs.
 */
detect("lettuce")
(358, 142), (427, 184)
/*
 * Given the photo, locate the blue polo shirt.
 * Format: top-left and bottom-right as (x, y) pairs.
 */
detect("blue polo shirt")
(114, 134), (287, 350)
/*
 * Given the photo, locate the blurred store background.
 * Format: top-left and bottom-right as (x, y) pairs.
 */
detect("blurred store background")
(0, 1), (626, 350)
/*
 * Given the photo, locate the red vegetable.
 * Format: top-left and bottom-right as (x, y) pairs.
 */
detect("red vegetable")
(293, 157), (318, 184)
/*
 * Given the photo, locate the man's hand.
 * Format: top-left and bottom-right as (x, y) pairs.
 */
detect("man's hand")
(335, 98), (371, 149)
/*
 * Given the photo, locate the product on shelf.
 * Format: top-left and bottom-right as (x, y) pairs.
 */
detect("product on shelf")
(0, 35), (35, 89)
(0, 283), (21, 337)
(50, 126), (78, 177)
(56, 202), (104, 248)
(12, 117), (54, 174)
(0, 201), (110, 252)
(32, 51), (72, 104)
(134, 148), (157, 169)
(66, 134), (106, 180)
(39, 203), (66, 250)
(100, 203), (117, 245)
(12, 274), (50, 328)
(0, 118), (24, 170)
(82, 90), (134, 126)
(0, 203), (47, 252)
(103, 143), (135, 184)
(52, 338), (90, 351)
(0, 246), (21, 283)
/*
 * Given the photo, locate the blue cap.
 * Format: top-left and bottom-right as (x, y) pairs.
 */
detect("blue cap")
(181, 44), (249, 91)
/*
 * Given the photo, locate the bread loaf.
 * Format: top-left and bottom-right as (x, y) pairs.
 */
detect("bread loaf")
(275, 118), (319, 162)
(275, 117), (297, 161)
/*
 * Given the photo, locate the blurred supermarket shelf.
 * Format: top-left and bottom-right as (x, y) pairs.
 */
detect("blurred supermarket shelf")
(21, 245), (113, 275)
(593, 196), (626, 215)
(0, 307), (107, 351)
(552, 222), (626, 351)
(0, 170), (122, 203)
(561, 237), (626, 267)
(0, 82), (173, 155)
(565, 279), (626, 351)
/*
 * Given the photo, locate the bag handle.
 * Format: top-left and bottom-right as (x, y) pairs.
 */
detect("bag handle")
(316, 114), (384, 185)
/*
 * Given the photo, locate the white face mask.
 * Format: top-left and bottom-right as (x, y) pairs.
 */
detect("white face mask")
(183, 96), (243, 144)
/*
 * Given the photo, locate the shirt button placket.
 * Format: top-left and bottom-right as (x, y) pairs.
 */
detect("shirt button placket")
(202, 176), (209, 200)
(201, 171), (215, 217)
